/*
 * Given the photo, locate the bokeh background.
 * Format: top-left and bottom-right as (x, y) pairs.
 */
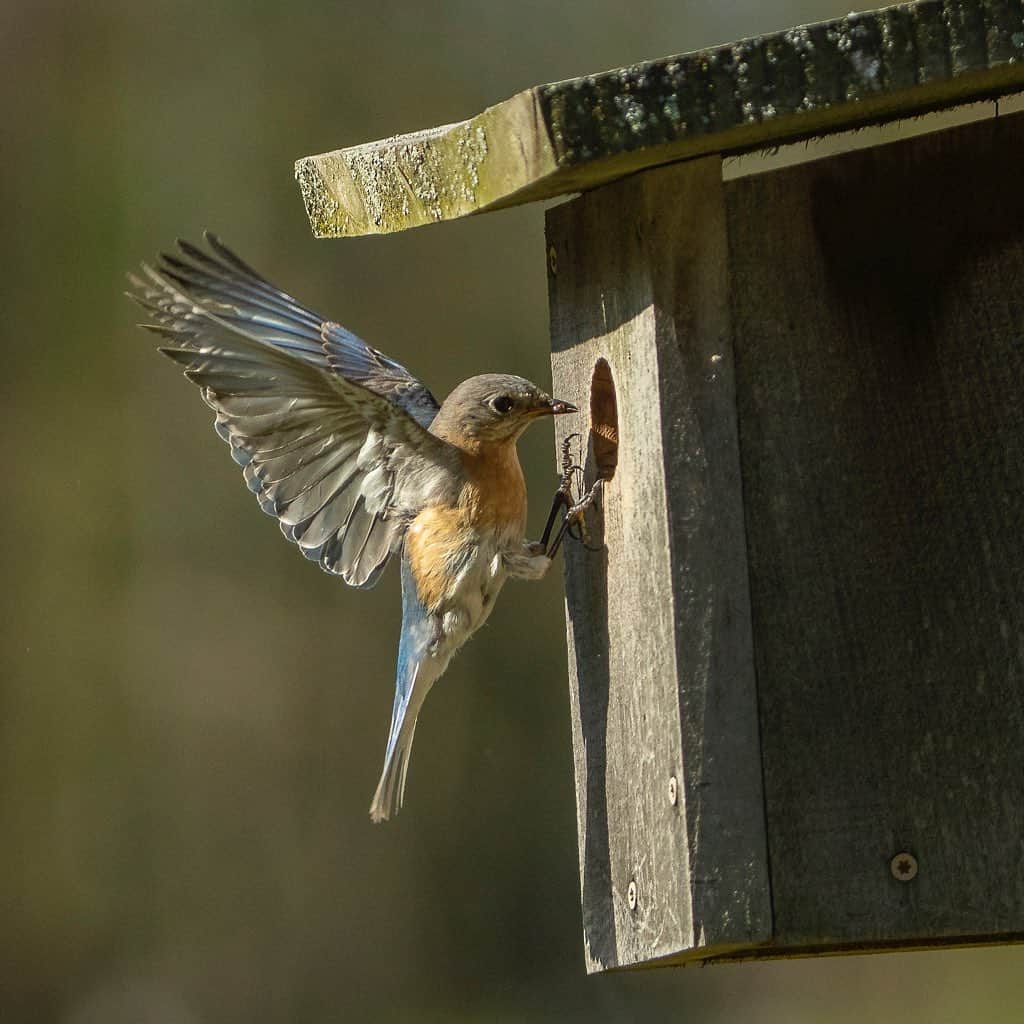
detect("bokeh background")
(4, 1), (1023, 1021)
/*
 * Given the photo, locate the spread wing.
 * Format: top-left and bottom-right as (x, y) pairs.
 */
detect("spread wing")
(128, 234), (457, 588)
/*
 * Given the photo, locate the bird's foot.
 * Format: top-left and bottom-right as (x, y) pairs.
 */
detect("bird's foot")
(539, 432), (605, 557)
(561, 479), (604, 552)
(542, 478), (604, 559)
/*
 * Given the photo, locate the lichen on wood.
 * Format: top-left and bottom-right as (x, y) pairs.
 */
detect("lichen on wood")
(296, 0), (1024, 237)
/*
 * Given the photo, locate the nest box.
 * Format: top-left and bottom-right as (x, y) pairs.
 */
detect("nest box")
(297, 0), (1024, 971)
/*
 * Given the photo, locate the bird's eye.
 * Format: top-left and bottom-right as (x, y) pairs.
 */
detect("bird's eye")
(490, 395), (514, 414)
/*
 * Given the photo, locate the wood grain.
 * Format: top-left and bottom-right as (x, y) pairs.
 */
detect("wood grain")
(298, 0), (1024, 237)
(725, 109), (1024, 950)
(547, 157), (771, 971)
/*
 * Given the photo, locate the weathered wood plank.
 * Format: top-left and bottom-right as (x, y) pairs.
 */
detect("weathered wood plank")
(547, 157), (771, 972)
(298, 0), (1024, 237)
(725, 109), (1024, 951)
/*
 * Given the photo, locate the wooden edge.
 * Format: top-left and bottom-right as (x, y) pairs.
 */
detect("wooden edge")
(295, 91), (557, 238)
(296, 0), (1024, 237)
(637, 931), (1024, 969)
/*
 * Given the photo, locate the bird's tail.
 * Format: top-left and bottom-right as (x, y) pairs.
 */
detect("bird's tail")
(369, 706), (420, 823)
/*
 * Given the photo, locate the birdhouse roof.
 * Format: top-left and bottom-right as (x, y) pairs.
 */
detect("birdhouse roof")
(296, 0), (1024, 238)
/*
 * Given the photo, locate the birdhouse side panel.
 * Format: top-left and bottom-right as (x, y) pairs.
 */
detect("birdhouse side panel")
(726, 109), (1024, 949)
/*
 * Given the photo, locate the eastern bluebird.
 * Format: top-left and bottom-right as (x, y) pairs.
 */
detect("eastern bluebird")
(128, 234), (591, 822)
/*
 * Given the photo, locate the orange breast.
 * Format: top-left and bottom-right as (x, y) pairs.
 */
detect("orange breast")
(405, 506), (473, 611)
(405, 442), (528, 612)
(458, 441), (527, 533)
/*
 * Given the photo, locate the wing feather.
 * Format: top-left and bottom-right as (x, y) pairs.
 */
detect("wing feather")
(128, 236), (457, 586)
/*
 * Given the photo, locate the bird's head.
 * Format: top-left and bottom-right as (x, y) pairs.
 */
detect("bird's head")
(432, 373), (576, 447)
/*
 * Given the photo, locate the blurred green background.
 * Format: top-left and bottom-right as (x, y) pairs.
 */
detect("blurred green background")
(3, 1), (1023, 1020)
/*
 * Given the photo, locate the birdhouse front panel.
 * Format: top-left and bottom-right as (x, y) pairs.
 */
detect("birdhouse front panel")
(548, 155), (772, 972)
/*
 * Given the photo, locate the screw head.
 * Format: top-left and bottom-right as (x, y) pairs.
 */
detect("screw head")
(627, 880), (637, 911)
(890, 852), (918, 881)
(548, 245), (558, 275)
(668, 776), (678, 806)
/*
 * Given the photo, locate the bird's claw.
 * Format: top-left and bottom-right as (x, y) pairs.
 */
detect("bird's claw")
(558, 433), (585, 495)
(560, 479), (604, 553)
(540, 433), (604, 558)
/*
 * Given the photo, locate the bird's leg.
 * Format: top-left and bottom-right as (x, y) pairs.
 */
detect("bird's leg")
(546, 478), (604, 559)
(539, 490), (573, 550)
(539, 433), (583, 550)
(538, 432), (603, 559)
(505, 541), (554, 580)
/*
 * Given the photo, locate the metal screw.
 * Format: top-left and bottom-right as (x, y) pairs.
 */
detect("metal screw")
(627, 880), (637, 911)
(890, 852), (918, 881)
(548, 245), (558, 275)
(668, 776), (678, 806)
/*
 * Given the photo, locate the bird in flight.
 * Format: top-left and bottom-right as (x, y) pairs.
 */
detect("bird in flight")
(128, 234), (598, 822)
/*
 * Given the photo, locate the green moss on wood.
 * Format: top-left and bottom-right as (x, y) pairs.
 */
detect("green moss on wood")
(296, 0), (1024, 237)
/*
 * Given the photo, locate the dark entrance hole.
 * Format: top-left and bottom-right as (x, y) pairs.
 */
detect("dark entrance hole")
(590, 359), (618, 482)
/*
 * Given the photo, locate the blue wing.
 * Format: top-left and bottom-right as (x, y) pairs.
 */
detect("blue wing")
(151, 234), (441, 426)
(128, 234), (453, 587)
(369, 554), (441, 822)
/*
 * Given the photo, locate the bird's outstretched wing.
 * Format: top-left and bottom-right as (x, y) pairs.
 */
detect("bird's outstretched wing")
(128, 234), (457, 588)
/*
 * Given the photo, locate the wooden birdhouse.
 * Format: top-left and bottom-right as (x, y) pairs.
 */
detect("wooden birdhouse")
(296, 0), (1024, 971)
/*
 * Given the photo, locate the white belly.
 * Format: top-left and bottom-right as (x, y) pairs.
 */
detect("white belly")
(437, 535), (510, 656)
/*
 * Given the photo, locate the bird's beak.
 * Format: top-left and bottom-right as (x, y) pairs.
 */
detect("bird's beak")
(545, 397), (577, 416)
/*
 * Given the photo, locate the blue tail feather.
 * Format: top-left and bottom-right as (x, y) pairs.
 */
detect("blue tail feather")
(369, 554), (436, 822)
